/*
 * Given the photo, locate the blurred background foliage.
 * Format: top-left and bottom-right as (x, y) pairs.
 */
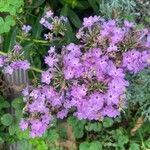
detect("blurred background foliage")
(0, 0), (150, 150)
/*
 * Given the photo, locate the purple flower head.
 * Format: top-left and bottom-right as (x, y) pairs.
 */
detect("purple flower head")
(83, 16), (100, 27)
(3, 66), (14, 75)
(22, 25), (32, 33)
(102, 106), (120, 118)
(41, 70), (53, 84)
(124, 20), (135, 28)
(13, 44), (22, 53)
(10, 60), (30, 70)
(60, 16), (68, 22)
(45, 10), (53, 18)
(107, 44), (118, 52)
(19, 119), (28, 131)
(30, 119), (48, 138)
(0, 55), (5, 67)
(57, 109), (68, 119)
(22, 87), (29, 97)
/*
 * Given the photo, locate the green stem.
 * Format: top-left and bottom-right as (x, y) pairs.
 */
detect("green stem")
(0, 51), (7, 56)
(30, 67), (43, 73)
(138, 129), (146, 149)
(17, 35), (51, 44)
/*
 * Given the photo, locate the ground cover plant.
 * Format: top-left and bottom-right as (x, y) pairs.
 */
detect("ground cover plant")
(0, 0), (150, 150)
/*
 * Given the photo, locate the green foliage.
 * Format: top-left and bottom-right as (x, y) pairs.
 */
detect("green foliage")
(85, 122), (102, 132)
(67, 116), (86, 139)
(127, 68), (150, 121)
(129, 143), (140, 150)
(1, 113), (13, 126)
(103, 117), (114, 128)
(80, 141), (102, 150)
(0, 0), (24, 34)
(99, 0), (136, 19)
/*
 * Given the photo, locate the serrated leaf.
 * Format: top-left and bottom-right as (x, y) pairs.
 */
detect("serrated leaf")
(129, 143), (140, 150)
(5, 15), (15, 26)
(85, 122), (102, 132)
(103, 117), (114, 128)
(0, 100), (10, 109)
(1, 113), (13, 126)
(79, 142), (90, 150)
(9, 123), (17, 135)
(145, 138), (150, 148)
(89, 141), (102, 150)
(12, 97), (24, 110)
(18, 140), (34, 150)
(47, 129), (59, 142)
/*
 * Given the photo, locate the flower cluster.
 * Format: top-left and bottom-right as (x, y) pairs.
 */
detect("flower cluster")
(0, 44), (30, 75)
(20, 16), (150, 137)
(40, 10), (68, 41)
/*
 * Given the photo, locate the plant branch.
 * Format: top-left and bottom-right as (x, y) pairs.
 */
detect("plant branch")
(0, 51), (43, 73)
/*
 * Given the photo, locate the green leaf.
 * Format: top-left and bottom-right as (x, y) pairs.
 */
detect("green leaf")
(3, 26), (17, 52)
(17, 129), (30, 140)
(37, 141), (48, 150)
(88, 0), (98, 13)
(68, 8), (81, 28)
(103, 117), (114, 128)
(67, 116), (86, 139)
(74, 1), (90, 10)
(79, 142), (90, 150)
(32, 16), (42, 39)
(60, 4), (68, 16)
(145, 138), (150, 148)
(9, 123), (17, 135)
(32, 0), (45, 8)
(89, 141), (102, 150)
(12, 97), (24, 110)
(15, 109), (23, 120)
(18, 140), (34, 150)
(73, 125), (84, 139)
(0, 98), (10, 109)
(47, 129), (59, 142)
(1, 113), (13, 126)
(0, 137), (4, 143)
(129, 143), (140, 150)
(145, 17), (150, 23)
(5, 15), (15, 26)
(118, 135), (129, 146)
(85, 122), (102, 132)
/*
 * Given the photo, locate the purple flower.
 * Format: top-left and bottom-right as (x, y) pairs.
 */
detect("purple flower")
(83, 16), (100, 27)
(19, 119), (28, 131)
(102, 106), (120, 118)
(22, 25), (32, 33)
(30, 119), (48, 138)
(45, 10), (53, 18)
(57, 109), (68, 119)
(122, 49), (149, 73)
(13, 44), (22, 53)
(3, 66), (14, 74)
(10, 60), (30, 70)
(41, 70), (53, 84)
(124, 20), (134, 28)
(0, 55), (5, 67)
(22, 87), (29, 97)
(107, 44), (118, 52)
